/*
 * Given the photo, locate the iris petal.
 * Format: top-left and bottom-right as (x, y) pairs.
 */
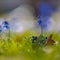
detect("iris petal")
(3, 26), (9, 30)
(37, 16), (51, 30)
(2, 21), (9, 26)
(36, 2), (53, 17)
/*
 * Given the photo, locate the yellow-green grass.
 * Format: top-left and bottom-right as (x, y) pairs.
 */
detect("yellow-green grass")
(0, 30), (60, 60)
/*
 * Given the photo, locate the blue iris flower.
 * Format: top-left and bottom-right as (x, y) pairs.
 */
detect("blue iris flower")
(36, 2), (53, 17)
(2, 21), (9, 30)
(36, 2), (52, 30)
(37, 16), (51, 30)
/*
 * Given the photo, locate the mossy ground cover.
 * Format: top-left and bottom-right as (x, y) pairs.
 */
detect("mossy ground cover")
(0, 30), (60, 60)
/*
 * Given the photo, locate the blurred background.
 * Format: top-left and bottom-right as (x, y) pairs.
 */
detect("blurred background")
(0, 0), (60, 33)
(0, 0), (60, 12)
(0, 0), (60, 60)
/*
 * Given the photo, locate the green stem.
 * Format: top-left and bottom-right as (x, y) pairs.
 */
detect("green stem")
(41, 26), (43, 36)
(8, 28), (10, 41)
(0, 33), (2, 40)
(0, 34), (1, 40)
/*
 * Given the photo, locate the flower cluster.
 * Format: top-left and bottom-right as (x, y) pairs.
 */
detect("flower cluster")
(32, 35), (46, 46)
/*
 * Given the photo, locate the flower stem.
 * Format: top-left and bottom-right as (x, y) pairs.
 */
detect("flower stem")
(8, 28), (10, 41)
(41, 26), (43, 36)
